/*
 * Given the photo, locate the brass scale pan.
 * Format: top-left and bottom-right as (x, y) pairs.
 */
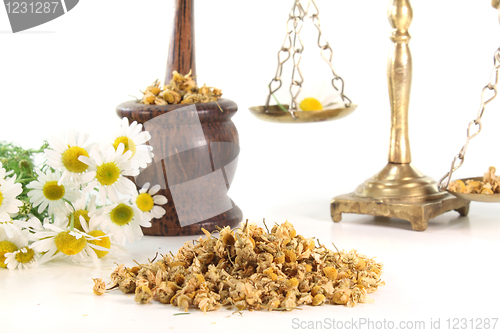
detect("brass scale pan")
(248, 104), (357, 123)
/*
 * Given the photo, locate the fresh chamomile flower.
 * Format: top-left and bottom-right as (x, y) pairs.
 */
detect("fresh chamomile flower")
(79, 143), (139, 205)
(133, 182), (167, 221)
(0, 171), (23, 222)
(27, 169), (81, 217)
(75, 211), (126, 268)
(78, 214), (112, 259)
(70, 225), (112, 268)
(113, 117), (153, 169)
(45, 129), (93, 184)
(0, 240), (18, 268)
(64, 195), (120, 262)
(90, 200), (150, 245)
(63, 194), (97, 232)
(4, 245), (40, 270)
(297, 81), (343, 112)
(0, 225), (28, 268)
(30, 216), (90, 264)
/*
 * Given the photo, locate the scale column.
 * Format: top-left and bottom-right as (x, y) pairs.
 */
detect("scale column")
(351, 0), (439, 199)
(330, 0), (470, 231)
(387, 0), (412, 164)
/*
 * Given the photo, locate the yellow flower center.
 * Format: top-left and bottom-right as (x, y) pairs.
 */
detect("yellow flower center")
(88, 230), (111, 258)
(15, 246), (35, 264)
(299, 97), (323, 111)
(42, 181), (65, 201)
(113, 136), (136, 157)
(96, 162), (120, 186)
(0, 240), (18, 268)
(69, 209), (90, 232)
(62, 146), (89, 173)
(0, 190), (3, 207)
(110, 203), (134, 226)
(136, 193), (154, 212)
(54, 231), (87, 256)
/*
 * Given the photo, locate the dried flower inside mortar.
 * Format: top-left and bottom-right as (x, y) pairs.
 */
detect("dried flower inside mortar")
(95, 220), (384, 312)
(449, 166), (500, 194)
(140, 70), (222, 105)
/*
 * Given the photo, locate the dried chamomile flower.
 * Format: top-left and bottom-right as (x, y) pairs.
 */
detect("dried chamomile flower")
(144, 79), (162, 96)
(448, 166), (500, 194)
(97, 220), (384, 312)
(139, 70), (222, 106)
(135, 285), (153, 304)
(92, 278), (106, 295)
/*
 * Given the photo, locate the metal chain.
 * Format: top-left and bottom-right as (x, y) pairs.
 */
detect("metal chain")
(439, 47), (500, 190)
(265, 0), (351, 114)
(289, 2), (307, 114)
(265, 1), (299, 110)
(308, 0), (351, 107)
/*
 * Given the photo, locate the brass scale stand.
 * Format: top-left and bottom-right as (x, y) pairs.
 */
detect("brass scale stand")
(250, 0), (500, 231)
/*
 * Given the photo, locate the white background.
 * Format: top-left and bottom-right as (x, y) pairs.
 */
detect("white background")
(1, 1), (500, 332)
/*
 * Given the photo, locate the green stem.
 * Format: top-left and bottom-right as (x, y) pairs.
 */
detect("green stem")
(15, 177), (35, 183)
(271, 94), (288, 113)
(69, 213), (75, 231)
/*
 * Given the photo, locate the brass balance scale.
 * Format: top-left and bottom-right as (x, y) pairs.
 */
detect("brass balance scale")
(250, 0), (500, 231)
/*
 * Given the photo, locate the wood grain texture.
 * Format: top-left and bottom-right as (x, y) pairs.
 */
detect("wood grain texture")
(166, 0), (196, 84)
(116, 99), (242, 236)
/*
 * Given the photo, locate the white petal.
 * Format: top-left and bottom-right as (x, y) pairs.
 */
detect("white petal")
(47, 136), (68, 153)
(98, 186), (107, 205)
(149, 184), (161, 195)
(105, 185), (119, 203)
(153, 195), (168, 205)
(81, 171), (97, 184)
(122, 177), (138, 193)
(79, 215), (89, 233)
(78, 156), (95, 167)
(141, 182), (151, 192)
(152, 206), (166, 218)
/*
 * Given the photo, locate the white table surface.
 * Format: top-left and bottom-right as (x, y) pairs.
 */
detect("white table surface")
(2, 199), (499, 333)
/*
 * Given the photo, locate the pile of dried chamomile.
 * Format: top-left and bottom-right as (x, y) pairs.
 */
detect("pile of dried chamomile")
(140, 70), (222, 105)
(93, 221), (384, 312)
(449, 166), (500, 194)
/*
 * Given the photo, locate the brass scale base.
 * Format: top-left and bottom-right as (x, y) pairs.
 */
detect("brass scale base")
(331, 163), (470, 231)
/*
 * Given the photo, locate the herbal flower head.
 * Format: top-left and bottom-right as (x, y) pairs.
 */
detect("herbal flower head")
(45, 129), (93, 184)
(114, 117), (153, 169)
(27, 169), (80, 217)
(297, 81), (342, 112)
(79, 143), (139, 205)
(133, 182), (167, 221)
(90, 200), (149, 245)
(0, 223), (28, 268)
(63, 195), (97, 232)
(77, 211), (125, 265)
(4, 245), (39, 270)
(29, 217), (103, 266)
